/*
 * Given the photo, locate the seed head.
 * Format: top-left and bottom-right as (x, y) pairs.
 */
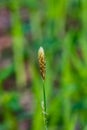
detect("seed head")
(38, 47), (46, 80)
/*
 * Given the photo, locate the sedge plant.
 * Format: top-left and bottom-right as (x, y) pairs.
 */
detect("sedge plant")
(38, 47), (48, 130)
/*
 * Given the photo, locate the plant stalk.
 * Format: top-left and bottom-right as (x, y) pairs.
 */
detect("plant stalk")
(42, 79), (48, 130)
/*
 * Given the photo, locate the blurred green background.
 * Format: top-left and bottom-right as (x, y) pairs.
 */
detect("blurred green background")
(0, 0), (87, 130)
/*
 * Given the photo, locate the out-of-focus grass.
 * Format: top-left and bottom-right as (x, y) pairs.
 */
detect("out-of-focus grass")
(11, 0), (27, 87)
(0, 0), (87, 130)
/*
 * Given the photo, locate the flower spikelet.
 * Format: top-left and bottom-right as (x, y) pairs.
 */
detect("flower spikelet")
(38, 47), (46, 80)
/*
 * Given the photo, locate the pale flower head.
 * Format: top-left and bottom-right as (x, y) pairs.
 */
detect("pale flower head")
(38, 47), (44, 58)
(38, 46), (46, 80)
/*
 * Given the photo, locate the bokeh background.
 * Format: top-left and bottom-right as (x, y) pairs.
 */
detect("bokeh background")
(0, 0), (87, 130)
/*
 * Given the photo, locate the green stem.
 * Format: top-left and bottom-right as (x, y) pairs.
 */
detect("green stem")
(42, 80), (48, 130)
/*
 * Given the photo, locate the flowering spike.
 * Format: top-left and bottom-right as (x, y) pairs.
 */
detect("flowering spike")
(38, 47), (46, 80)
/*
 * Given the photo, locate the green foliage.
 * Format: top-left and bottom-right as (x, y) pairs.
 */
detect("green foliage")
(0, 0), (87, 130)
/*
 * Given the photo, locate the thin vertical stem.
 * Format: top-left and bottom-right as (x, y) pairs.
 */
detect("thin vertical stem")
(42, 80), (48, 130)
(43, 80), (46, 112)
